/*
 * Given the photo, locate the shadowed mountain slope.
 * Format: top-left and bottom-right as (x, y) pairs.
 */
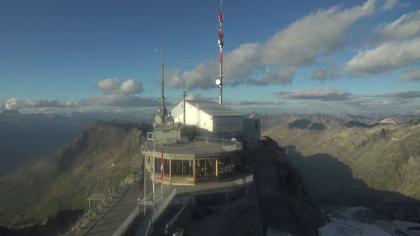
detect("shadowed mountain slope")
(0, 121), (150, 229)
(263, 115), (420, 206)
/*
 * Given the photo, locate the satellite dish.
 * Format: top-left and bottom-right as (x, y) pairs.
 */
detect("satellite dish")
(215, 79), (221, 86)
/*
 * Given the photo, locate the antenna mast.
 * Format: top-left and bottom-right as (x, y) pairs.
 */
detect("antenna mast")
(216, 0), (224, 105)
(155, 48), (167, 125)
(183, 78), (187, 124)
(159, 48), (165, 113)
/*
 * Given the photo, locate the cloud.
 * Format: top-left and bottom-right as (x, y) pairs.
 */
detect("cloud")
(1, 97), (72, 110)
(167, 0), (376, 89)
(80, 94), (158, 107)
(375, 10), (420, 42)
(249, 68), (295, 86)
(225, 100), (283, 106)
(261, 0), (375, 66)
(120, 79), (143, 94)
(346, 37), (420, 73)
(275, 89), (352, 101)
(97, 78), (120, 91)
(1, 95), (159, 111)
(312, 63), (340, 81)
(380, 90), (420, 99)
(399, 69), (420, 81)
(382, 0), (399, 11)
(96, 78), (143, 95)
(0, 77), (154, 113)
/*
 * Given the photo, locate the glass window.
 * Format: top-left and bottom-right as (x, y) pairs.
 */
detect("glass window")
(171, 160), (183, 177)
(196, 160), (205, 177)
(164, 159), (169, 176)
(182, 160), (193, 177)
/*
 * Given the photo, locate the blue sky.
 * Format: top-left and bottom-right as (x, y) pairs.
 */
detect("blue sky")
(0, 0), (419, 115)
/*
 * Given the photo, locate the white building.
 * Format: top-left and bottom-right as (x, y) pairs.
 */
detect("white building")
(171, 100), (244, 139)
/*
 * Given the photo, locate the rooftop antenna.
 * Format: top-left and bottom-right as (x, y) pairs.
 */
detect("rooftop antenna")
(183, 78), (187, 124)
(155, 48), (167, 125)
(215, 0), (224, 105)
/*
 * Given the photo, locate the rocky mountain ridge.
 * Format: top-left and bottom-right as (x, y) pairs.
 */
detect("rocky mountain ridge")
(263, 114), (420, 222)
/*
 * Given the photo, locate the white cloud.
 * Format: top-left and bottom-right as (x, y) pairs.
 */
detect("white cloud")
(97, 78), (120, 91)
(81, 94), (157, 107)
(261, 0), (375, 66)
(312, 63), (340, 81)
(120, 79), (143, 94)
(376, 10), (420, 42)
(382, 0), (399, 11)
(399, 69), (420, 81)
(2, 97), (70, 110)
(167, 0), (376, 89)
(250, 67), (295, 86)
(1, 77), (154, 112)
(0, 95), (159, 112)
(275, 89), (352, 101)
(346, 37), (420, 73)
(380, 90), (420, 99)
(96, 78), (143, 95)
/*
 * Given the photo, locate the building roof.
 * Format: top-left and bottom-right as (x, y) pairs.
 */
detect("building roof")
(142, 138), (242, 157)
(187, 100), (240, 117)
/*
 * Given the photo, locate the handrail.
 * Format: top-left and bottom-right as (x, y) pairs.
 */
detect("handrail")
(135, 188), (177, 236)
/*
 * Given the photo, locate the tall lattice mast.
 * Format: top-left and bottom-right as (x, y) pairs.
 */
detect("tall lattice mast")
(154, 48), (167, 125)
(216, 0), (224, 105)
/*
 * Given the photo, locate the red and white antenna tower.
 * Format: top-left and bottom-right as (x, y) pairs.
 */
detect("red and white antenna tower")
(216, 0), (224, 105)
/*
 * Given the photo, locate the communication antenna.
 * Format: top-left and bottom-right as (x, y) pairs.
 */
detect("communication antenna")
(155, 48), (167, 124)
(216, 0), (224, 105)
(183, 78), (187, 124)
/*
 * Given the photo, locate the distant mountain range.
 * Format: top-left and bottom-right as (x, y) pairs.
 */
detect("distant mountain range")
(259, 113), (419, 130)
(0, 120), (150, 229)
(263, 114), (420, 211)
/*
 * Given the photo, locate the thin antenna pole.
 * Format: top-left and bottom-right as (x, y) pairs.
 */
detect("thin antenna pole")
(183, 78), (186, 124)
(160, 49), (165, 110)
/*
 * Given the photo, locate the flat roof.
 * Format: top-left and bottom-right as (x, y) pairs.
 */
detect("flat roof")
(143, 140), (241, 158)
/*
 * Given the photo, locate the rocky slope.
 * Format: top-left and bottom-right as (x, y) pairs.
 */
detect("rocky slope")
(0, 120), (150, 229)
(243, 136), (326, 235)
(263, 115), (420, 210)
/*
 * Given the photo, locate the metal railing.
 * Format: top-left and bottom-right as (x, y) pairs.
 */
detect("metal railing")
(112, 204), (140, 236)
(62, 186), (128, 236)
(136, 187), (177, 236)
(165, 195), (193, 233)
